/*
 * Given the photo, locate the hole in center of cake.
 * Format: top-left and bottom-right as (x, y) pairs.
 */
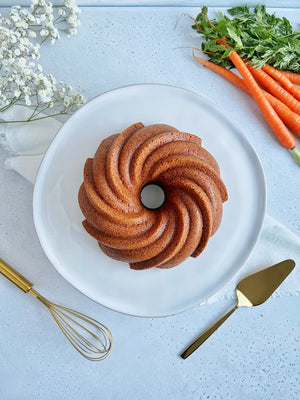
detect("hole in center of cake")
(140, 183), (166, 210)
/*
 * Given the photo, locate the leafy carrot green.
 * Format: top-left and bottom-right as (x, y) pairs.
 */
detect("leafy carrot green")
(192, 5), (300, 72)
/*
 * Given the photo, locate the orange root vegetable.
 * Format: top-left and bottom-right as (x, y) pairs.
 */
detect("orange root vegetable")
(193, 53), (249, 92)
(265, 93), (300, 137)
(199, 43), (296, 150)
(264, 93), (300, 137)
(193, 55), (300, 138)
(262, 64), (300, 102)
(281, 70), (300, 86)
(248, 65), (300, 115)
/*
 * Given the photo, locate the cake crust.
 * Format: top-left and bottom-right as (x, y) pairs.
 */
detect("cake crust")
(78, 123), (228, 270)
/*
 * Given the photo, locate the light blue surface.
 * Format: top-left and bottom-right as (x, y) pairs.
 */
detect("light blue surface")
(0, 1), (299, 7)
(0, 3), (299, 400)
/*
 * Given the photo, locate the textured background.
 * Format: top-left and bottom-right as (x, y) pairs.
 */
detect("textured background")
(0, 3), (299, 400)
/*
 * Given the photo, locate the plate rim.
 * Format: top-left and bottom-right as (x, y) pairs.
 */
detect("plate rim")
(33, 83), (267, 318)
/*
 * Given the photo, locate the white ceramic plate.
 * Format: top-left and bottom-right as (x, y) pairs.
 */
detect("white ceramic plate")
(33, 84), (266, 317)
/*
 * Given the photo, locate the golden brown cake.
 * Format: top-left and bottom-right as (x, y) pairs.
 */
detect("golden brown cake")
(78, 123), (228, 270)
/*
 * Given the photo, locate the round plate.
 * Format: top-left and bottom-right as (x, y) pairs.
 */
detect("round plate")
(33, 84), (266, 317)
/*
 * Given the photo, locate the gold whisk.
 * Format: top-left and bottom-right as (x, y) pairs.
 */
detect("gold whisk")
(0, 258), (113, 361)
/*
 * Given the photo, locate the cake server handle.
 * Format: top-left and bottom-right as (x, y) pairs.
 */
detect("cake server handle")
(180, 306), (237, 359)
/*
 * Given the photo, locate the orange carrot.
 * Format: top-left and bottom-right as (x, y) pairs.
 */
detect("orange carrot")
(212, 41), (297, 150)
(193, 53), (249, 92)
(281, 70), (300, 86)
(262, 64), (300, 101)
(248, 65), (300, 115)
(265, 93), (300, 137)
(193, 54), (300, 137)
(231, 57), (300, 162)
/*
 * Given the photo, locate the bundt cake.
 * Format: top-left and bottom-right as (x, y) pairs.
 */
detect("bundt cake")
(78, 123), (228, 270)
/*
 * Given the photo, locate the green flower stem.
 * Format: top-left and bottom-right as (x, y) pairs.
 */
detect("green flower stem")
(0, 112), (66, 124)
(0, 96), (21, 113)
(290, 147), (300, 166)
(28, 103), (40, 120)
(31, 5), (39, 16)
(40, 34), (50, 45)
(29, 104), (52, 119)
(53, 15), (64, 25)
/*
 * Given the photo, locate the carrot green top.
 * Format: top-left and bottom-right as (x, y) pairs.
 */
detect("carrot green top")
(192, 5), (300, 73)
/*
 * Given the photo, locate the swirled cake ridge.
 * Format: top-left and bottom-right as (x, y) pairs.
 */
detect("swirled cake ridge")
(78, 123), (228, 270)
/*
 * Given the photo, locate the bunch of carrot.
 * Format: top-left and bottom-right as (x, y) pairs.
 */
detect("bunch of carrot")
(193, 47), (300, 165)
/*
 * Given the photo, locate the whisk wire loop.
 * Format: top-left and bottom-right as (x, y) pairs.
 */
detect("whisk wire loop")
(0, 259), (113, 362)
(31, 289), (113, 361)
(50, 305), (110, 356)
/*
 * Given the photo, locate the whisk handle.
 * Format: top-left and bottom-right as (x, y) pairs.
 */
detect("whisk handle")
(0, 258), (33, 293)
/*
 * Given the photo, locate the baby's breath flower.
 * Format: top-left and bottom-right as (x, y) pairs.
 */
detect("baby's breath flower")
(38, 89), (52, 102)
(40, 14), (47, 23)
(0, 0), (85, 123)
(68, 28), (77, 36)
(28, 30), (36, 38)
(40, 28), (48, 36)
(24, 95), (32, 106)
(44, 4), (53, 14)
(58, 9), (66, 17)
(23, 87), (31, 96)
(67, 14), (80, 28)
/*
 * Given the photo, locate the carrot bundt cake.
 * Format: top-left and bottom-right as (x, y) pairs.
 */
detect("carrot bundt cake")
(78, 123), (228, 270)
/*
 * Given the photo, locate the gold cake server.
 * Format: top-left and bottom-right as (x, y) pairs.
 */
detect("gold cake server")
(181, 259), (295, 359)
(0, 257), (113, 361)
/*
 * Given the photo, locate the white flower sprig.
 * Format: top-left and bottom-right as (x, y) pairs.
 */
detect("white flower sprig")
(0, 0), (85, 124)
